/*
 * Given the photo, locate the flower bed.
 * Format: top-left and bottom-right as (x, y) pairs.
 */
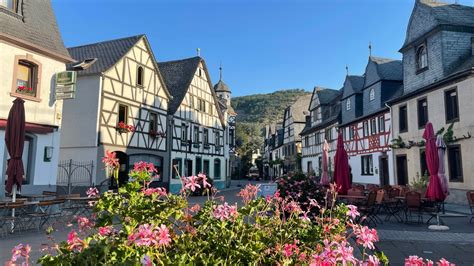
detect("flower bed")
(8, 153), (454, 265)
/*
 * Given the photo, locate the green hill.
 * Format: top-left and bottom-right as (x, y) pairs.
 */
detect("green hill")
(232, 89), (311, 124)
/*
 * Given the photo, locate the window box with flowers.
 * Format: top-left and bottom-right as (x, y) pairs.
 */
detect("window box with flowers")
(11, 55), (42, 102)
(116, 121), (135, 134)
(149, 130), (166, 138)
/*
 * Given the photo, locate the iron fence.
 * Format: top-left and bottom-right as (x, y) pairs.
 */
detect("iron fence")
(57, 160), (94, 194)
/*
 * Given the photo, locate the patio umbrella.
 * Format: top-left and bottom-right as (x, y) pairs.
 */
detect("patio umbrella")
(333, 133), (350, 195)
(4, 98), (26, 232)
(436, 135), (449, 196)
(423, 122), (445, 202)
(320, 139), (330, 185)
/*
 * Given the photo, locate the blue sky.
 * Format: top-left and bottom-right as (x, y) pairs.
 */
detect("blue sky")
(52, 0), (474, 97)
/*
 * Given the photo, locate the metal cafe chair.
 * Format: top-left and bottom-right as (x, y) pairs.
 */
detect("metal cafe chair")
(0, 202), (27, 235)
(404, 191), (423, 224)
(358, 191), (378, 227)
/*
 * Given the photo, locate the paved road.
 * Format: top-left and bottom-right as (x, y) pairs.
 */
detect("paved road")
(1, 182), (474, 265)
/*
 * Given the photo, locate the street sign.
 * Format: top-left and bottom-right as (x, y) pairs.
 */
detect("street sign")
(56, 84), (76, 93)
(56, 92), (75, 100)
(56, 71), (76, 85)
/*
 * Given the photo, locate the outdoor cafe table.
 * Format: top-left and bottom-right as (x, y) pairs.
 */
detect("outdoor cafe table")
(336, 195), (366, 205)
(20, 194), (51, 201)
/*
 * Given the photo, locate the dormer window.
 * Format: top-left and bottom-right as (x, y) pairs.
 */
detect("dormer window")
(369, 88), (375, 101)
(416, 44), (428, 72)
(0, 0), (17, 12)
(137, 66), (144, 87)
(346, 98), (351, 111)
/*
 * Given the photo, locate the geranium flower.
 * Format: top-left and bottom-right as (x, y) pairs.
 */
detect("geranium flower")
(77, 216), (94, 232)
(354, 225), (378, 250)
(142, 187), (167, 197)
(102, 150), (119, 169)
(128, 224), (171, 248)
(198, 173), (212, 188)
(86, 187), (99, 198)
(98, 226), (113, 236)
(346, 205), (360, 220)
(141, 255), (152, 266)
(237, 184), (260, 204)
(183, 176), (201, 192)
(157, 224), (171, 246)
(212, 202), (238, 221)
(437, 258), (454, 266)
(67, 231), (86, 252)
(11, 243), (30, 263)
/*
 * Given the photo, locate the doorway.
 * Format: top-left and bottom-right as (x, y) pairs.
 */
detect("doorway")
(110, 151), (128, 188)
(396, 155), (408, 185)
(185, 159), (193, 177)
(379, 155), (390, 186)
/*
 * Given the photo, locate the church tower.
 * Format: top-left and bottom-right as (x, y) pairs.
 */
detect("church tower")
(213, 65), (232, 109)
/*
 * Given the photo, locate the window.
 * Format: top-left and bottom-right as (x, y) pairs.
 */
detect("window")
(363, 121), (369, 137)
(118, 104), (128, 124)
(0, 0), (17, 11)
(203, 160), (210, 175)
(369, 88), (375, 101)
(172, 158), (182, 179)
(417, 98), (428, 128)
(416, 44), (428, 71)
(215, 131), (220, 147)
(214, 159), (221, 179)
(370, 118), (377, 135)
(342, 127), (347, 140)
(346, 98), (351, 110)
(198, 68), (202, 77)
(15, 60), (38, 98)
(445, 88), (459, 123)
(349, 126), (354, 140)
(378, 116), (385, 133)
(203, 128), (209, 145)
(448, 145), (463, 182)
(304, 136), (309, 147)
(399, 105), (408, 133)
(420, 149), (428, 177)
(361, 155), (373, 175)
(325, 128), (332, 141)
(149, 112), (158, 133)
(287, 128), (290, 137)
(137, 66), (144, 87)
(194, 126), (200, 143)
(229, 129), (235, 146)
(315, 132), (321, 145)
(198, 99), (206, 112)
(196, 157), (202, 174)
(181, 124), (188, 142)
(5, 135), (34, 184)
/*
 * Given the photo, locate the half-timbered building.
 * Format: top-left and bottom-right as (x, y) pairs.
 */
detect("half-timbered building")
(270, 128), (285, 178)
(300, 87), (341, 177)
(158, 57), (227, 193)
(0, 0), (73, 195)
(60, 35), (171, 189)
(282, 95), (312, 174)
(389, 0), (474, 204)
(339, 57), (403, 186)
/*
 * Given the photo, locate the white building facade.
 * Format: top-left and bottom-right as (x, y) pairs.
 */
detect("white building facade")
(0, 0), (73, 195)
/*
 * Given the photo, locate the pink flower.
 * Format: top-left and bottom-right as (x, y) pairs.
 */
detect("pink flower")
(346, 205), (360, 220)
(405, 255), (425, 265)
(67, 231), (86, 252)
(212, 202), (238, 221)
(282, 240), (299, 257)
(183, 175), (201, 192)
(237, 184), (260, 204)
(128, 224), (171, 248)
(189, 204), (201, 213)
(77, 216), (94, 232)
(157, 224), (171, 247)
(11, 243), (30, 263)
(98, 226), (113, 236)
(366, 255), (380, 266)
(86, 187), (99, 198)
(198, 173), (212, 188)
(437, 258), (454, 266)
(300, 211), (311, 222)
(142, 187), (167, 197)
(354, 225), (378, 250)
(102, 150), (119, 168)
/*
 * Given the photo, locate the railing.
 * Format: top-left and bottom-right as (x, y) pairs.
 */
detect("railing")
(57, 160), (94, 194)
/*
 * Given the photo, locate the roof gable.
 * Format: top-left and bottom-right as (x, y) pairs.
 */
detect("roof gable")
(341, 75), (364, 99)
(68, 35), (143, 76)
(309, 87), (339, 111)
(364, 57), (403, 87)
(0, 0), (72, 62)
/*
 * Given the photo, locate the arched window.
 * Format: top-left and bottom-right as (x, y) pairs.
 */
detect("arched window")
(137, 66), (144, 86)
(369, 88), (375, 101)
(416, 45), (428, 70)
(214, 159), (221, 179)
(346, 98), (351, 110)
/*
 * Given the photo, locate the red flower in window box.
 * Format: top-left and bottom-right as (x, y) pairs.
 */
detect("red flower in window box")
(116, 121), (135, 134)
(17, 86), (33, 92)
(149, 130), (166, 138)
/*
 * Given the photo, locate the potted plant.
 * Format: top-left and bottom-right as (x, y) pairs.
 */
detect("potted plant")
(116, 121), (135, 134)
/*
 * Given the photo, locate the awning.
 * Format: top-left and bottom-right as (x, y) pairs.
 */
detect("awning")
(0, 119), (56, 134)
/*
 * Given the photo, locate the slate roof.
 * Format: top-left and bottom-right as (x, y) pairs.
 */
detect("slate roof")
(67, 35), (143, 76)
(300, 91), (341, 136)
(348, 75), (365, 93)
(316, 88), (340, 105)
(0, 0), (71, 61)
(369, 56), (403, 81)
(214, 80), (231, 93)
(450, 55), (474, 74)
(158, 56), (202, 114)
(424, 0), (474, 28)
(290, 95), (312, 122)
